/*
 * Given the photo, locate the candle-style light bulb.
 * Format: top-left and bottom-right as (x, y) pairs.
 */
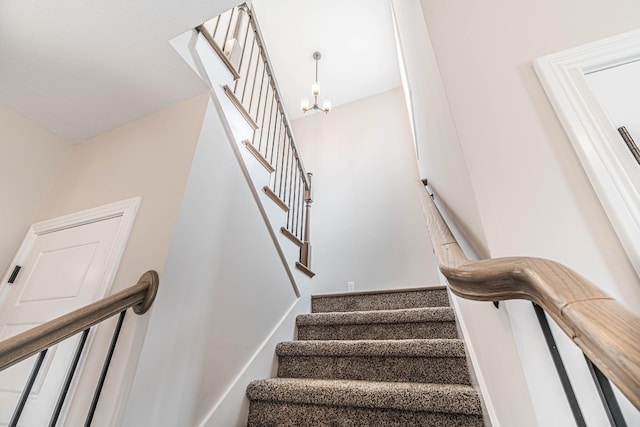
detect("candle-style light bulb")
(301, 98), (310, 112)
(312, 82), (320, 96)
(322, 99), (332, 113)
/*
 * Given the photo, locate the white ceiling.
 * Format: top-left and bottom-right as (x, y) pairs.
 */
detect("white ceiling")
(0, 0), (400, 141)
(253, 0), (401, 121)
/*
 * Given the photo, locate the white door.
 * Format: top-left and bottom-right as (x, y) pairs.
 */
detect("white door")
(0, 198), (139, 427)
(584, 60), (640, 163)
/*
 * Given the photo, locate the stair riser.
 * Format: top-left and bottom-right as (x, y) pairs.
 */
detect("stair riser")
(312, 289), (449, 313)
(247, 401), (484, 427)
(297, 321), (458, 340)
(277, 356), (471, 384)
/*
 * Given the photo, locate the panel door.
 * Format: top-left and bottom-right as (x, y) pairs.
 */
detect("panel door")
(0, 216), (122, 426)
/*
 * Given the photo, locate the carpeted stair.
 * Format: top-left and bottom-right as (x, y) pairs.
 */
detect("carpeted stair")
(246, 286), (485, 426)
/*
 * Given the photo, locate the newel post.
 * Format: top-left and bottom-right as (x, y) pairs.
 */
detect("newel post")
(301, 172), (313, 267)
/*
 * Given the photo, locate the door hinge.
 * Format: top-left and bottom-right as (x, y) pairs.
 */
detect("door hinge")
(8, 265), (21, 284)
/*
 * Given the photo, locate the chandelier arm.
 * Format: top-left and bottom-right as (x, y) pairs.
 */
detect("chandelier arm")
(301, 51), (330, 114)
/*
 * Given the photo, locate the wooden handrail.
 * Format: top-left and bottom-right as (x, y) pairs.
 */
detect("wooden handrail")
(418, 184), (640, 410)
(0, 270), (159, 371)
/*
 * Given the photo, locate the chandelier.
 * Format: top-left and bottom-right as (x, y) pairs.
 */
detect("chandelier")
(300, 51), (331, 114)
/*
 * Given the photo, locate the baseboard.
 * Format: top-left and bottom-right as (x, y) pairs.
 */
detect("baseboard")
(448, 289), (498, 427)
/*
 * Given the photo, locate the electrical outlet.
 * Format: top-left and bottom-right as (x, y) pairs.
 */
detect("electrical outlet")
(347, 281), (355, 292)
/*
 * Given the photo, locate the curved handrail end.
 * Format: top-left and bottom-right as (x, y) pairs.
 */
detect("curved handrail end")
(419, 184), (640, 409)
(133, 270), (159, 315)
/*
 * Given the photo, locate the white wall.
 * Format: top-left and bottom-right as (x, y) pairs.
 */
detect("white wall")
(33, 93), (210, 425)
(586, 59), (640, 144)
(0, 103), (70, 278)
(419, 0), (640, 424)
(121, 95), (299, 426)
(390, 0), (488, 257)
(390, 2), (538, 425)
(36, 93), (209, 293)
(292, 88), (440, 294)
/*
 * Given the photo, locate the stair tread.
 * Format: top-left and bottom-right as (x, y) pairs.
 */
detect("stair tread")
(277, 339), (466, 358)
(297, 306), (455, 326)
(311, 285), (446, 299)
(246, 378), (482, 415)
(311, 288), (450, 313)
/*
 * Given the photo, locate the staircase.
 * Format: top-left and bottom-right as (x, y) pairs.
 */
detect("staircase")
(246, 287), (485, 426)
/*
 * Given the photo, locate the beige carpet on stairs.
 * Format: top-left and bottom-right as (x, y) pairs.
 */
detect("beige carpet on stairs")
(246, 287), (486, 426)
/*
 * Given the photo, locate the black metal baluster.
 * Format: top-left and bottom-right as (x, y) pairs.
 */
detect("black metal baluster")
(286, 148), (296, 231)
(270, 107), (281, 168)
(48, 329), (90, 427)
(255, 74), (269, 151)
(240, 37), (257, 104)
(9, 350), (48, 427)
(281, 133), (292, 202)
(290, 165), (298, 234)
(210, 15), (221, 40)
(584, 356), (627, 427)
(234, 17), (252, 92)
(533, 303), (586, 427)
(221, 8), (235, 50)
(294, 172), (301, 238)
(293, 167), (301, 238)
(273, 122), (287, 194)
(84, 311), (126, 427)
(285, 135), (294, 203)
(300, 179), (307, 242)
(273, 119), (285, 190)
(247, 53), (263, 118)
(263, 92), (275, 159)
(298, 174), (305, 239)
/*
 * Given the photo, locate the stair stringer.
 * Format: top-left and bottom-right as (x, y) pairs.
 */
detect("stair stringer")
(198, 289), (311, 427)
(169, 29), (314, 426)
(171, 29), (310, 297)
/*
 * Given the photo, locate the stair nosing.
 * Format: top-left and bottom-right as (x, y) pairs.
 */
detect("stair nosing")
(276, 338), (466, 358)
(297, 306), (455, 326)
(246, 377), (482, 415)
(311, 285), (447, 299)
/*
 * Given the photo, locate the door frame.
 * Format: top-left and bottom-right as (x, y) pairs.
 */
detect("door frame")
(533, 29), (640, 279)
(0, 197), (141, 424)
(1, 197), (140, 299)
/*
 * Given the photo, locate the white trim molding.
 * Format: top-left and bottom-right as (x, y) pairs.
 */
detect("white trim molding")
(2, 197), (141, 298)
(534, 29), (640, 278)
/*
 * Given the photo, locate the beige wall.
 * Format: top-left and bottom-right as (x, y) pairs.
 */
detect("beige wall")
(390, 2), (537, 424)
(36, 92), (209, 293)
(0, 103), (70, 277)
(293, 88), (440, 294)
(390, 0), (489, 257)
(34, 93), (209, 425)
(419, 0), (640, 300)
(419, 0), (640, 424)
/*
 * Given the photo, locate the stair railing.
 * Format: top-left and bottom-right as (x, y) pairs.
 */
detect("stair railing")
(0, 270), (159, 426)
(195, 3), (314, 271)
(418, 183), (640, 424)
